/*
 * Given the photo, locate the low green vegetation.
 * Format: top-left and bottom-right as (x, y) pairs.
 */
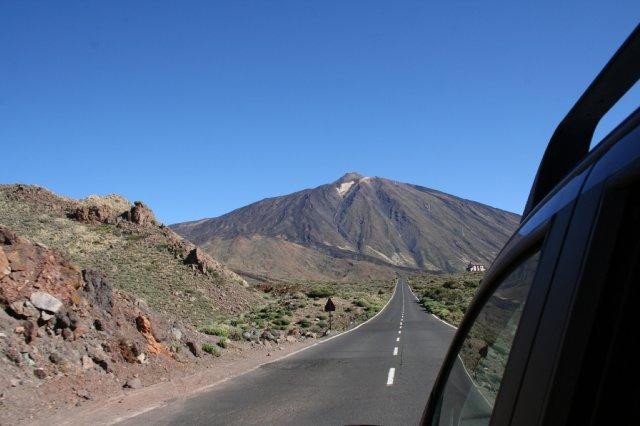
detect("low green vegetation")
(354, 299), (368, 308)
(198, 323), (243, 341)
(199, 324), (231, 337)
(226, 279), (394, 335)
(306, 286), (335, 298)
(201, 342), (221, 356)
(297, 318), (311, 328)
(409, 271), (484, 326)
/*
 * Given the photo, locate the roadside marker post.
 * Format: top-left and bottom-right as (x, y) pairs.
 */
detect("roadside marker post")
(324, 297), (336, 331)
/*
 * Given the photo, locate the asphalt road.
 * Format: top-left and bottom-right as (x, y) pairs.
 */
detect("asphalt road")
(120, 278), (455, 426)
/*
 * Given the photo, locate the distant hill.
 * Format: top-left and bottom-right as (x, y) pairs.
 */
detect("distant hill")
(171, 173), (520, 282)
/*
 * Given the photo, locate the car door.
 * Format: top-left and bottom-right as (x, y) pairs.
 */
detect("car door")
(422, 164), (594, 426)
(510, 110), (640, 425)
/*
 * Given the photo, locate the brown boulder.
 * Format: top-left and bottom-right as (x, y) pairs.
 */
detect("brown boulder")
(136, 315), (167, 355)
(8, 301), (39, 319)
(23, 320), (38, 344)
(123, 377), (143, 389)
(0, 226), (27, 245)
(0, 247), (10, 276)
(33, 368), (47, 379)
(5, 347), (22, 365)
(119, 338), (142, 363)
(184, 248), (212, 274)
(0, 229), (83, 305)
(71, 204), (114, 224)
(123, 202), (157, 226)
(186, 341), (202, 358)
(2, 244), (34, 272)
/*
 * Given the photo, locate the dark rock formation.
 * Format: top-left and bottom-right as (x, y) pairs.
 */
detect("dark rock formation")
(82, 269), (114, 314)
(123, 201), (157, 226)
(71, 204), (114, 224)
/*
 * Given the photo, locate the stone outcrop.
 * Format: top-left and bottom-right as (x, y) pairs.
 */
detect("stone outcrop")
(67, 193), (158, 228)
(184, 247), (213, 274)
(0, 246), (9, 276)
(0, 226), (83, 306)
(71, 204), (115, 224)
(123, 201), (157, 226)
(136, 314), (168, 355)
(82, 269), (114, 314)
(0, 226), (208, 418)
(29, 291), (63, 313)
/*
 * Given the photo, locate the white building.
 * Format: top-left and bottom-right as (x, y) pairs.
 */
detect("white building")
(466, 263), (486, 272)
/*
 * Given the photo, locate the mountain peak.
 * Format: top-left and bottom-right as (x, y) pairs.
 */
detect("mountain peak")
(335, 172), (365, 184)
(171, 174), (521, 280)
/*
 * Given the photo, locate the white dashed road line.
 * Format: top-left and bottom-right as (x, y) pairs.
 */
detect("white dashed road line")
(387, 368), (396, 386)
(386, 281), (407, 386)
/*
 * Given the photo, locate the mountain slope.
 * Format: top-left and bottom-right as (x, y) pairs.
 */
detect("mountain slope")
(171, 173), (520, 281)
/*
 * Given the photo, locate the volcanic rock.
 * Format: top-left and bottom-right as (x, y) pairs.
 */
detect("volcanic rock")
(30, 292), (63, 313)
(124, 202), (157, 226)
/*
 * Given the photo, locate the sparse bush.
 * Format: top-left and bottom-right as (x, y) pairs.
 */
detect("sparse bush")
(199, 324), (229, 337)
(229, 317), (243, 326)
(306, 286), (334, 298)
(298, 318), (311, 328)
(409, 272), (484, 327)
(464, 280), (478, 289)
(202, 342), (220, 356)
(443, 280), (458, 289)
(228, 327), (243, 341)
(273, 318), (290, 326)
(217, 338), (228, 348)
(354, 299), (368, 308)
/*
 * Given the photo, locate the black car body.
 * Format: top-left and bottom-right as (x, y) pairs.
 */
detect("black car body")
(422, 24), (640, 425)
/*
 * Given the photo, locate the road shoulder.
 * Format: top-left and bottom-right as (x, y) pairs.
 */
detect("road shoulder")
(38, 339), (316, 426)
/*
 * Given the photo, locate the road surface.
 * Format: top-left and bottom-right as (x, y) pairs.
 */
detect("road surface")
(121, 278), (455, 425)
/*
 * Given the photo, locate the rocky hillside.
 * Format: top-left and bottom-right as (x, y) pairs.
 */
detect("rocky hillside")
(0, 224), (247, 423)
(172, 173), (520, 281)
(0, 184), (257, 327)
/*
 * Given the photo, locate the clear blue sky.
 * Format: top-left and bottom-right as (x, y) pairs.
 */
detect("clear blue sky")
(1, 1), (638, 224)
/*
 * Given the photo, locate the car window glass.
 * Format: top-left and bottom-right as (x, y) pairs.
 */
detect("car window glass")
(434, 251), (540, 426)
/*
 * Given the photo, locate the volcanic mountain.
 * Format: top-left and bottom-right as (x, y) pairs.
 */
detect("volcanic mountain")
(171, 173), (520, 282)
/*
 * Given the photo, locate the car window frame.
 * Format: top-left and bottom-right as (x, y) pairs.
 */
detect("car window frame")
(422, 168), (592, 426)
(512, 114), (640, 426)
(509, 110), (640, 426)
